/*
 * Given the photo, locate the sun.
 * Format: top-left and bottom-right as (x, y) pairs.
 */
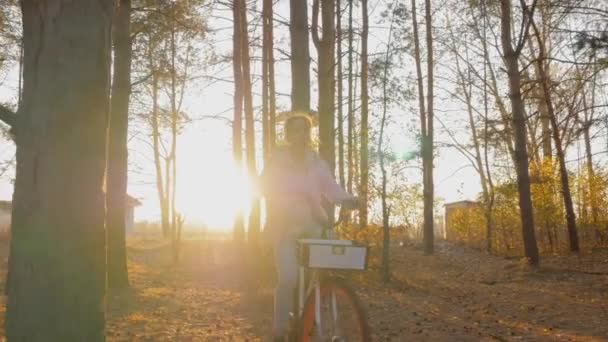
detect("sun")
(177, 155), (252, 230)
(175, 133), (253, 231)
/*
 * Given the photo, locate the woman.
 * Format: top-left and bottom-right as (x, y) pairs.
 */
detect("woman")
(258, 114), (358, 341)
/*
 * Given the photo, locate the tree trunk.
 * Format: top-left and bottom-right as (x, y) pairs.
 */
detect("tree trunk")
(584, 119), (598, 212)
(582, 75), (600, 235)
(238, 0), (260, 245)
(262, 0), (271, 161)
(500, 0), (539, 265)
(379, 18), (393, 284)
(269, 33), (277, 152)
(540, 99), (552, 159)
(232, 0), (245, 242)
(169, 7), (179, 258)
(481, 0), (495, 252)
(411, 0), (426, 140)
(17, 36), (23, 105)
(290, 0), (310, 112)
(313, 0), (336, 224)
(347, 0), (354, 196)
(359, 0), (369, 227)
(262, 0), (277, 251)
(313, 0), (336, 171)
(149, 40), (169, 238)
(423, 0), (435, 254)
(336, 0), (345, 189)
(531, 21), (579, 252)
(381, 179), (390, 283)
(539, 0), (552, 160)
(165, 156), (172, 234)
(353, 55), (360, 203)
(411, 0), (427, 247)
(6, 1), (111, 340)
(107, 0), (132, 289)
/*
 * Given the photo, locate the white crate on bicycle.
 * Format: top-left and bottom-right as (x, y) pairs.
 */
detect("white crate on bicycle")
(299, 239), (368, 270)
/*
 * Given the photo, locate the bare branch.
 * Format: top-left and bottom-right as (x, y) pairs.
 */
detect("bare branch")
(515, 0), (538, 55)
(0, 104), (16, 128)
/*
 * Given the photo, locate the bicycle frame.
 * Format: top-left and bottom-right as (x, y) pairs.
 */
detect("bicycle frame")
(295, 253), (325, 336)
(294, 228), (339, 339)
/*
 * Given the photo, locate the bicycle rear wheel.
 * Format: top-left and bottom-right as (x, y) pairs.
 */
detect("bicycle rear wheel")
(297, 276), (370, 342)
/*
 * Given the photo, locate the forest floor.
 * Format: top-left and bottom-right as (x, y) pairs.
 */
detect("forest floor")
(1, 234), (607, 341)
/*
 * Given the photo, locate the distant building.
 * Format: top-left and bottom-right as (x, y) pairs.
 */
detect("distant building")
(0, 195), (141, 233)
(444, 200), (480, 240)
(125, 195), (142, 233)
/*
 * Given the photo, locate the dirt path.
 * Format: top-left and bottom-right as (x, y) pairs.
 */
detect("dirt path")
(2, 237), (607, 341)
(364, 242), (608, 341)
(105, 238), (607, 341)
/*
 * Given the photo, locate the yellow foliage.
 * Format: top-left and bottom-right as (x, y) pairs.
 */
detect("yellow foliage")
(337, 223), (406, 268)
(529, 160), (564, 252)
(572, 165), (608, 246)
(446, 205), (486, 249)
(445, 160), (608, 254)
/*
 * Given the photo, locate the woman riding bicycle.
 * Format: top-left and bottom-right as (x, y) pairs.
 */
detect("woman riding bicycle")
(258, 113), (358, 342)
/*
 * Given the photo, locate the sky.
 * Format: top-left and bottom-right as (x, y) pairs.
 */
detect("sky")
(2, 1), (606, 231)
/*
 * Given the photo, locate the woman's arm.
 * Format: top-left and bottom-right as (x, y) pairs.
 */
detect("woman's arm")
(317, 157), (357, 205)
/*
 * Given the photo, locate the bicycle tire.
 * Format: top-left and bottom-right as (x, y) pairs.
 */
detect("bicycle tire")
(297, 276), (371, 342)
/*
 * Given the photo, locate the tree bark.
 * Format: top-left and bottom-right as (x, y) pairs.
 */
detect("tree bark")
(290, 0), (311, 112)
(149, 39), (169, 238)
(262, 0), (271, 161)
(359, 0), (369, 227)
(6, 1), (111, 340)
(346, 0), (354, 197)
(313, 0), (336, 172)
(531, 20), (579, 252)
(169, 5), (179, 259)
(423, 0), (435, 254)
(261, 0), (277, 252)
(411, 0), (427, 245)
(336, 0), (345, 189)
(107, 0), (132, 289)
(379, 16), (393, 284)
(232, 0), (245, 242)
(481, 1), (495, 252)
(581, 71), (600, 237)
(238, 0), (260, 245)
(500, 0), (539, 265)
(269, 34), (277, 153)
(313, 0), (336, 223)
(539, 1), (552, 160)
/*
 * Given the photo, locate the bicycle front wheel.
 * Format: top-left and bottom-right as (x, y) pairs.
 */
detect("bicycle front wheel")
(298, 276), (370, 342)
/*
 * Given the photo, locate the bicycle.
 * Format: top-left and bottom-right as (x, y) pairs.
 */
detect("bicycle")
(286, 215), (371, 341)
